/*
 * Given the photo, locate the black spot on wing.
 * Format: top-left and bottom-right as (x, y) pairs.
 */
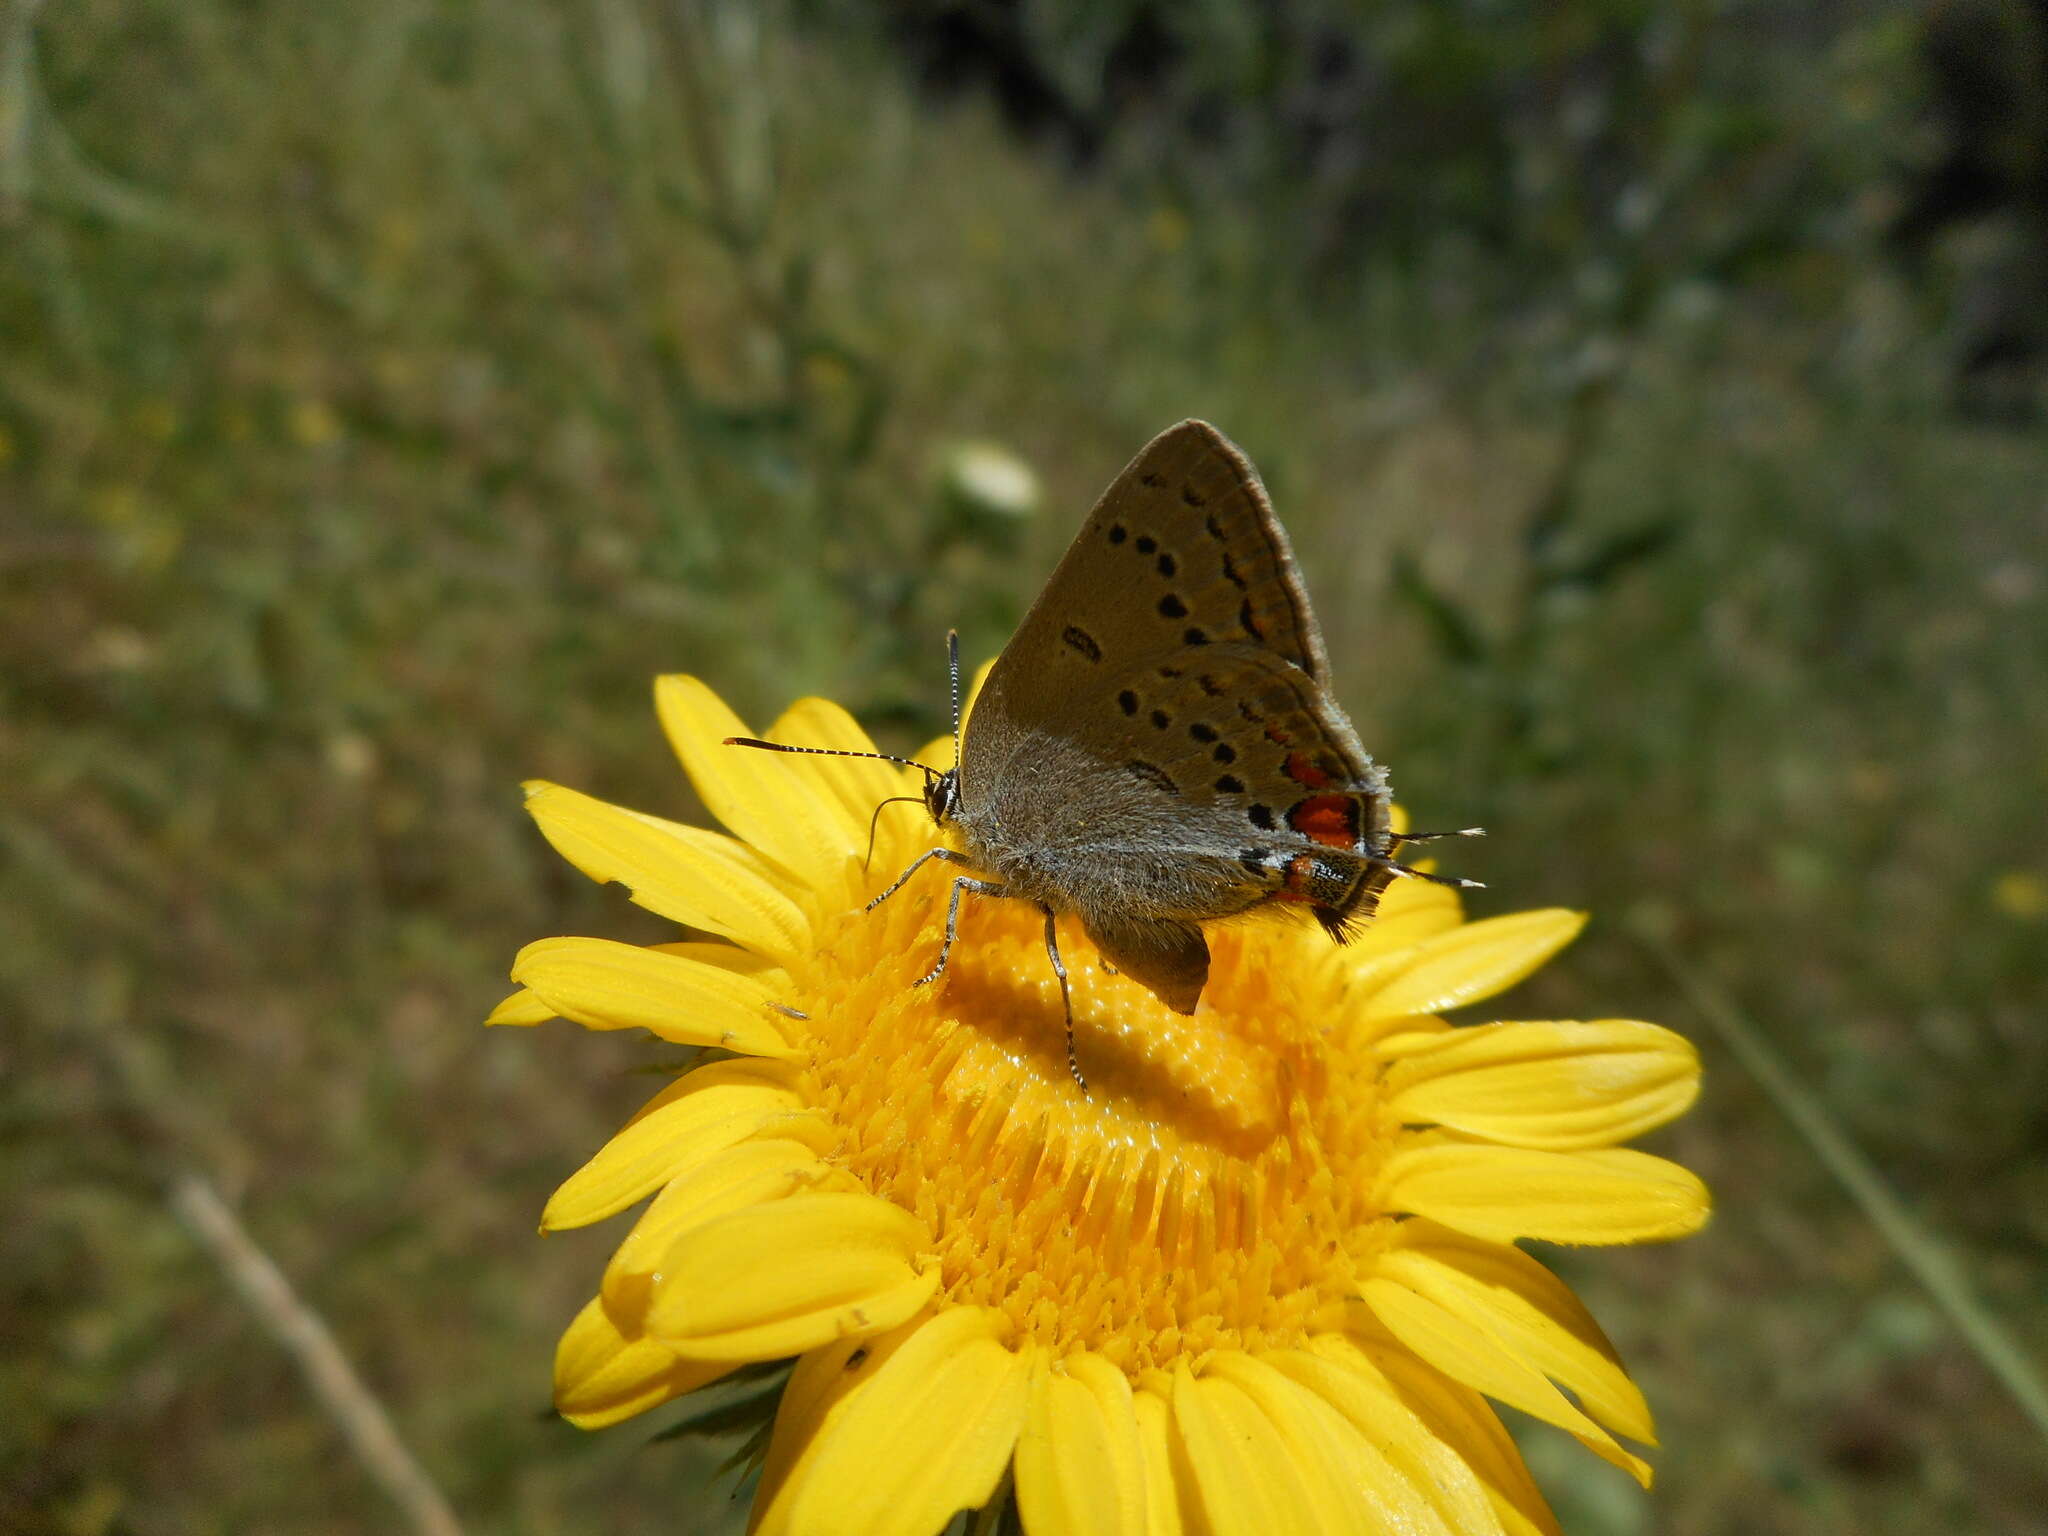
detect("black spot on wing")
(1118, 689), (1139, 716)
(1158, 594), (1188, 619)
(1189, 722), (1218, 743)
(1151, 709), (1172, 730)
(1157, 552), (1177, 577)
(1182, 485), (1207, 507)
(1213, 743), (1236, 764)
(1248, 804), (1275, 829)
(1136, 535), (1158, 555)
(1239, 597), (1264, 640)
(1214, 773), (1245, 794)
(1108, 524), (1128, 544)
(1062, 626), (1102, 662)
(1183, 628), (1209, 645)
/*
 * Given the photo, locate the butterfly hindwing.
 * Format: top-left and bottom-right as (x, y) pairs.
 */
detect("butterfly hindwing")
(1110, 645), (1390, 852)
(1080, 912), (1210, 1015)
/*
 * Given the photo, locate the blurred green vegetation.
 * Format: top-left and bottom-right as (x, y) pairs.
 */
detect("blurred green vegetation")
(4, 1), (2046, 1532)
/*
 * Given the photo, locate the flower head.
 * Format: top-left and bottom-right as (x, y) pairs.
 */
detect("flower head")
(494, 675), (1708, 1534)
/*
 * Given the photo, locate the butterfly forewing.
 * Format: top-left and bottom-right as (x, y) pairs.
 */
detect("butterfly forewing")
(970, 422), (1329, 768)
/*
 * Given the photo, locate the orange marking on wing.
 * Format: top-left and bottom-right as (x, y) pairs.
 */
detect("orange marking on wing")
(1264, 724), (1294, 747)
(1288, 794), (1357, 850)
(1278, 852), (1317, 902)
(1285, 751), (1333, 789)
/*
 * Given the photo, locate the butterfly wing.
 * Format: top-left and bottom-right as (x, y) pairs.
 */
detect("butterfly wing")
(974, 420), (1331, 743)
(956, 420), (1392, 1014)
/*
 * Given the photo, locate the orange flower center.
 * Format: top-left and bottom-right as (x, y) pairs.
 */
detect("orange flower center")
(790, 863), (1400, 1372)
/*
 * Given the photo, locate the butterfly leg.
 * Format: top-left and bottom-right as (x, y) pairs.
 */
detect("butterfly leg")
(914, 872), (1008, 988)
(1039, 906), (1086, 1094)
(866, 845), (973, 913)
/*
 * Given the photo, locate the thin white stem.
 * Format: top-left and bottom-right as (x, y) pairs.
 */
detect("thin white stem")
(168, 1172), (465, 1536)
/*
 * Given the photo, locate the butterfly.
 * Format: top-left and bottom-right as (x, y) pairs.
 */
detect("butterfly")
(731, 421), (1479, 1088)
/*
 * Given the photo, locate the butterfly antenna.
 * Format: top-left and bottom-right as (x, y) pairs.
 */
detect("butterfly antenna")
(945, 629), (963, 769)
(723, 737), (942, 784)
(1389, 826), (1487, 844)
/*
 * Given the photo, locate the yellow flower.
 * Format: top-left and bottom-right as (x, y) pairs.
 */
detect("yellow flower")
(494, 676), (1709, 1535)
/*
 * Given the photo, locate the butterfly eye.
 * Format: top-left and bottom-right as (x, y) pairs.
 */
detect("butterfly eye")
(925, 771), (961, 822)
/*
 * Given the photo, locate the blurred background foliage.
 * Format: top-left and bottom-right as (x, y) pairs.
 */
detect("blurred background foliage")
(3, 0), (2046, 1531)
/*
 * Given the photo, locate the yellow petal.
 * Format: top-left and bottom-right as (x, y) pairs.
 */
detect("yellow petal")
(646, 1192), (938, 1360)
(764, 697), (925, 865)
(751, 1328), (897, 1531)
(523, 781), (809, 962)
(511, 935), (798, 1058)
(541, 1060), (811, 1231)
(1347, 873), (1465, 960)
(1379, 1142), (1711, 1246)
(914, 733), (955, 777)
(1265, 1346), (1505, 1536)
(1015, 1352), (1148, 1536)
(1381, 1221), (1653, 1443)
(1362, 910), (1587, 1022)
(553, 1295), (729, 1430)
(753, 1308), (1029, 1536)
(1359, 1279), (1653, 1487)
(1381, 1020), (1701, 1150)
(1168, 1361), (1335, 1535)
(1201, 1353), (1453, 1536)
(651, 938), (786, 976)
(655, 675), (854, 889)
(484, 988), (554, 1027)
(602, 1139), (843, 1321)
(1309, 1333), (1560, 1536)
(1132, 1389), (1184, 1536)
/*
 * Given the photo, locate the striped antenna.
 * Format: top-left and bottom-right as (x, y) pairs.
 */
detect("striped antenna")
(723, 737), (942, 783)
(946, 629), (963, 774)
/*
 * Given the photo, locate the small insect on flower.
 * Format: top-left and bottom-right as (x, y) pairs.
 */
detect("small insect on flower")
(730, 421), (1483, 1091)
(495, 424), (1710, 1536)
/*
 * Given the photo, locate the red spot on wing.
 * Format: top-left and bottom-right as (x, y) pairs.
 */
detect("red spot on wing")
(1285, 751), (1333, 789)
(1279, 853), (1317, 902)
(1288, 794), (1358, 850)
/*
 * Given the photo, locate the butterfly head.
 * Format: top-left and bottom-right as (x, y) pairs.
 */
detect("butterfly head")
(922, 765), (962, 826)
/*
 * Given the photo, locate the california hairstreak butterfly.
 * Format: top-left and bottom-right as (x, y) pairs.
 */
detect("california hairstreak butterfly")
(730, 420), (1480, 1088)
